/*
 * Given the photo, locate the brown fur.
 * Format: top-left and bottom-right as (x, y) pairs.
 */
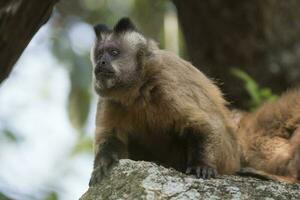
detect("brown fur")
(236, 89), (300, 182)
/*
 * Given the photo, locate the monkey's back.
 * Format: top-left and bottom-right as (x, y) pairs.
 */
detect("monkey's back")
(240, 89), (300, 138)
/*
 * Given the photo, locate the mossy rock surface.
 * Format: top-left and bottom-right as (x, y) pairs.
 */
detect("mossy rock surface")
(80, 159), (300, 200)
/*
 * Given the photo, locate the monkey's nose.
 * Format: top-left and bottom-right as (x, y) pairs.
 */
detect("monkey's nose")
(94, 64), (114, 77)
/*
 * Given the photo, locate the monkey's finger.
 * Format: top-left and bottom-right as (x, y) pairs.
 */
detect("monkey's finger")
(212, 169), (218, 178)
(89, 167), (103, 186)
(207, 167), (218, 178)
(111, 153), (119, 162)
(185, 167), (192, 174)
(206, 168), (213, 179)
(102, 165), (108, 176)
(89, 177), (95, 186)
(196, 167), (201, 178)
(200, 167), (208, 178)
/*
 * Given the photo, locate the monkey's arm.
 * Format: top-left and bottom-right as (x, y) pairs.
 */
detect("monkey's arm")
(182, 108), (240, 178)
(89, 129), (128, 186)
(184, 125), (218, 178)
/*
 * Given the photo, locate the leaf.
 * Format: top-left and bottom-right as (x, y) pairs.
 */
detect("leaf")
(0, 129), (22, 143)
(231, 68), (277, 109)
(71, 136), (93, 156)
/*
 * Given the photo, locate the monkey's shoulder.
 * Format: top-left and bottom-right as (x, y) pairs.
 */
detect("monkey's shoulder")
(145, 50), (225, 103)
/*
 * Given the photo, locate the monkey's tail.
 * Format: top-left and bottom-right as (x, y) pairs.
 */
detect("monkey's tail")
(236, 167), (299, 184)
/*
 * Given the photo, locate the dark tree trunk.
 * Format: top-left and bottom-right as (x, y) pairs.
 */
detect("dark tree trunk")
(173, 0), (300, 108)
(0, 0), (58, 84)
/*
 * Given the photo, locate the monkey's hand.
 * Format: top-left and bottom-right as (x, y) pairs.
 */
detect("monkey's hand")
(89, 136), (127, 186)
(89, 152), (119, 186)
(184, 126), (218, 179)
(186, 164), (218, 179)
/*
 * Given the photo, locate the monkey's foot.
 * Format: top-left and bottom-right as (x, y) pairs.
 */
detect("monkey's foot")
(185, 165), (218, 179)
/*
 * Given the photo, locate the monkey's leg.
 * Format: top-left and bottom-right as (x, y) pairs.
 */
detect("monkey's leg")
(288, 126), (300, 179)
(184, 127), (218, 179)
(248, 128), (300, 181)
(89, 134), (128, 186)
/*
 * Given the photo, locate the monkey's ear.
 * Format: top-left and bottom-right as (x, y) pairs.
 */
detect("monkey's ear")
(94, 24), (110, 38)
(114, 17), (136, 33)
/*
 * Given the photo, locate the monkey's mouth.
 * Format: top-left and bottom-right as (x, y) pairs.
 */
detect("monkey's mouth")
(95, 69), (115, 79)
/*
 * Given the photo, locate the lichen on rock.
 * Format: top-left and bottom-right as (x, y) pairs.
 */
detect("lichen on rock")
(80, 159), (300, 200)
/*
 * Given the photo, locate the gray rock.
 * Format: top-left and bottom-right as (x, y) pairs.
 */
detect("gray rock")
(80, 159), (300, 200)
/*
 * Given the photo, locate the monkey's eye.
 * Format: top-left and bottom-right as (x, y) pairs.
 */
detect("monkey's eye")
(110, 49), (120, 57)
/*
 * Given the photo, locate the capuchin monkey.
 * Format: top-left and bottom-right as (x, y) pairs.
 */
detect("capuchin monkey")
(89, 17), (240, 185)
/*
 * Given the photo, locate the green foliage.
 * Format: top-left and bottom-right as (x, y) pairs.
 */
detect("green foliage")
(131, 0), (167, 41)
(71, 136), (93, 156)
(1, 130), (18, 143)
(0, 192), (12, 200)
(51, 21), (92, 133)
(0, 126), (23, 144)
(44, 191), (58, 200)
(231, 68), (277, 109)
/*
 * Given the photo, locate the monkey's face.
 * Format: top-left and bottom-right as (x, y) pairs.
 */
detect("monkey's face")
(91, 18), (147, 96)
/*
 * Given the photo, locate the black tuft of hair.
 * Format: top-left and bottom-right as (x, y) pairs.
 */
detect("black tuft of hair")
(113, 17), (136, 33)
(94, 24), (110, 38)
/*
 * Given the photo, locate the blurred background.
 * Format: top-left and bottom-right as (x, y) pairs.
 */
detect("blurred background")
(0, 0), (299, 199)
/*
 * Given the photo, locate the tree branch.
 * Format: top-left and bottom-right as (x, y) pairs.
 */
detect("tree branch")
(0, 0), (58, 84)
